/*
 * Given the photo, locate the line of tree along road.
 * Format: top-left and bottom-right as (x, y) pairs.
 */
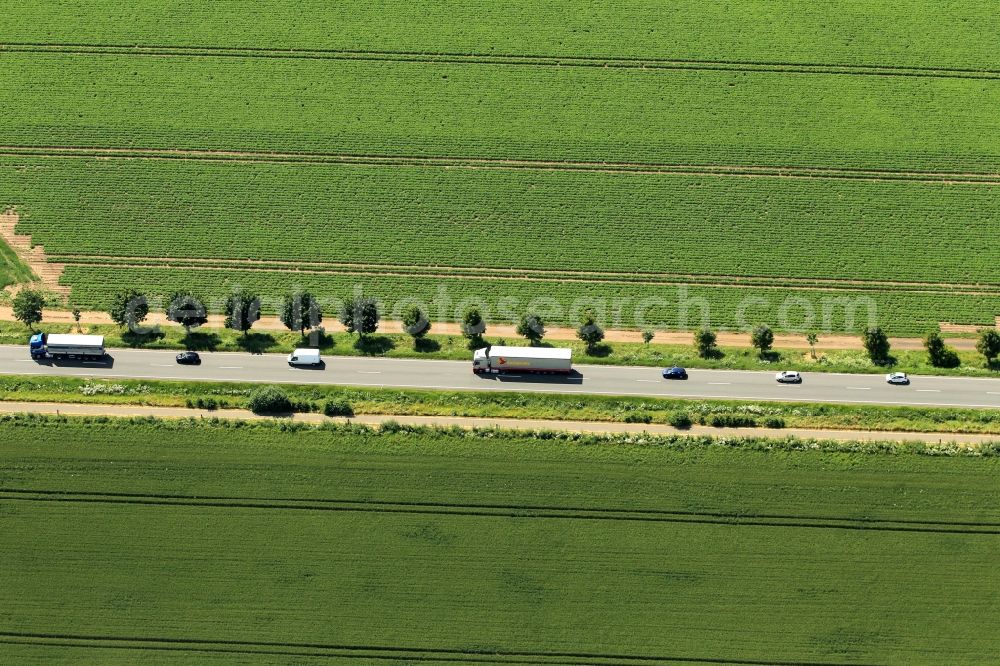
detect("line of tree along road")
(7, 286), (1000, 368)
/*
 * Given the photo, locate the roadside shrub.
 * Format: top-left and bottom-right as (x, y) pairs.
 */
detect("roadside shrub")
(709, 414), (758, 428)
(622, 412), (652, 424)
(194, 397), (218, 410)
(669, 412), (693, 429)
(763, 416), (786, 429)
(380, 419), (404, 433)
(323, 398), (354, 417)
(289, 398), (318, 413)
(247, 386), (291, 415)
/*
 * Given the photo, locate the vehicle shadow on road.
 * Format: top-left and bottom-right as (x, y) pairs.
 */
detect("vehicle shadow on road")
(289, 360), (327, 371)
(477, 370), (584, 385)
(44, 356), (116, 369)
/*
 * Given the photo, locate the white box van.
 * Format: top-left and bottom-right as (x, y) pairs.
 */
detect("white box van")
(288, 348), (322, 367)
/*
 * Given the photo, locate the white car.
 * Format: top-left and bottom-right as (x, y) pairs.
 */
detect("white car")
(886, 372), (910, 385)
(775, 371), (802, 384)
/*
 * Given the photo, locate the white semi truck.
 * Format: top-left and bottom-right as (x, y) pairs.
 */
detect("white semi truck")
(472, 346), (572, 374)
(29, 333), (106, 361)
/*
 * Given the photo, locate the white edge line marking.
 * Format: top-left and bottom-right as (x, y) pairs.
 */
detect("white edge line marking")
(916, 389), (941, 392)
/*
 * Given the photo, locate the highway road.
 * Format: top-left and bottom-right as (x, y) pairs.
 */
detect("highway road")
(2, 345), (1000, 409)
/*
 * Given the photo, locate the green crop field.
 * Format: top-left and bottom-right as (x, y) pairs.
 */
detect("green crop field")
(1, 415), (999, 664)
(0, 237), (34, 290)
(1, 1), (998, 335)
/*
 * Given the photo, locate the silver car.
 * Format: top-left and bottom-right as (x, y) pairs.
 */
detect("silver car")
(775, 371), (802, 384)
(886, 372), (910, 385)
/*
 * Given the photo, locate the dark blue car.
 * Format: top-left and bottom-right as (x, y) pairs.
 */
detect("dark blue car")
(176, 351), (201, 365)
(662, 366), (688, 380)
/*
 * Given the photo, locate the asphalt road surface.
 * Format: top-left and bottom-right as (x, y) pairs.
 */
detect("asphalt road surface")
(2, 345), (1000, 409)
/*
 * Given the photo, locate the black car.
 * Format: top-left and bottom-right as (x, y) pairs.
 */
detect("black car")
(176, 351), (201, 365)
(662, 366), (688, 380)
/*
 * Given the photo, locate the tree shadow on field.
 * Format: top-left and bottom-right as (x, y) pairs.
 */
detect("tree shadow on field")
(414, 337), (440, 353)
(939, 351), (962, 369)
(583, 343), (612, 358)
(122, 327), (165, 348)
(758, 350), (782, 363)
(354, 335), (395, 355)
(700, 348), (725, 360)
(238, 332), (277, 355)
(302, 331), (334, 350)
(872, 355), (898, 368)
(183, 331), (220, 351)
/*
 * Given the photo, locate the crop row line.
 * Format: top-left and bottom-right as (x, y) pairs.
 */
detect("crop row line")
(4, 146), (1000, 184)
(43, 254), (1000, 291)
(3, 42), (1000, 81)
(3, 490), (997, 534)
(50, 260), (1000, 298)
(0, 631), (874, 666)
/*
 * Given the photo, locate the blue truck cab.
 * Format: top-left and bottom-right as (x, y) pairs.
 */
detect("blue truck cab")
(29, 333), (47, 359)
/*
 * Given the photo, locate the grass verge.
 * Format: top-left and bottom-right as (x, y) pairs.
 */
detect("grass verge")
(1, 374), (999, 435)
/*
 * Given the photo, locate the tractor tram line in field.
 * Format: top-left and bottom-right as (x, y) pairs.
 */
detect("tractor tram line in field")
(0, 631), (883, 666)
(5, 145), (1000, 185)
(5, 41), (1000, 82)
(3, 488), (998, 535)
